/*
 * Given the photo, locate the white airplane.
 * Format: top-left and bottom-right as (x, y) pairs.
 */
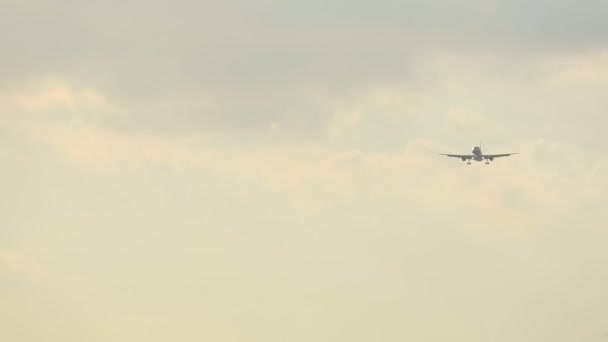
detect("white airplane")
(439, 143), (518, 165)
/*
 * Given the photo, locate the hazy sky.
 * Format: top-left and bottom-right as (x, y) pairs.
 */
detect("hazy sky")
(2, 1), (608, 341)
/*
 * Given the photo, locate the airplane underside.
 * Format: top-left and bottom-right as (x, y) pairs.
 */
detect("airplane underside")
(462, 156), (493, 165)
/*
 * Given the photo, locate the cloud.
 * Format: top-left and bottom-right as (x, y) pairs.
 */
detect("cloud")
(4, 105), (608, 341)
(1, 0), (608, 139)
(3, 4), (608, 339)
(17, 105), (604, 235)
(545, 49), (608, 82)
(1, 1), (607, 148)
(0, 251), (48, 280)
(0, 79), (120, 123)
(443, 108), (495, 135)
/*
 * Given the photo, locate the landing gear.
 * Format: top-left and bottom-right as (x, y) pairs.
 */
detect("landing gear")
(485, 161), (490, 165)
(467, 161), (471, 165)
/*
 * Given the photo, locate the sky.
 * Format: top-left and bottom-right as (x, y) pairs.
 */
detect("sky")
(1, 1), (608, 341)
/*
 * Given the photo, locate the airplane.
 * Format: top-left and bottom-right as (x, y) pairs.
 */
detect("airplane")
(439, 143), (518, 165)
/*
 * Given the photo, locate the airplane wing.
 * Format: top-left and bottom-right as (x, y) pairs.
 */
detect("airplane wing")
(439, 154), (473, 159)
(483, 153), (519, 159)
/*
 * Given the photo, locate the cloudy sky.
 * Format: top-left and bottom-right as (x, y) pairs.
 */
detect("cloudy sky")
(2, 1), (608, 341)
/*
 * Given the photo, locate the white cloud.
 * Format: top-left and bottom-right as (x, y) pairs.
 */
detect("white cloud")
(443, 108), (495, 135)
(3, 107), (608, 341)
(0, 251), (48, 280)
(549, 50), (608, 82)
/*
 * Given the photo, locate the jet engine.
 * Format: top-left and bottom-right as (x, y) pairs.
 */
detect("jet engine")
(461, 156), (467, 161)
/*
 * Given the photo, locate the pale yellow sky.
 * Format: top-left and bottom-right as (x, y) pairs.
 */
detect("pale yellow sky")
(2, 1), (608, 341)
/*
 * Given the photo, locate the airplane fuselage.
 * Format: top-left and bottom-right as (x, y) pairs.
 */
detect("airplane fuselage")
(472, 146), (483, 162)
